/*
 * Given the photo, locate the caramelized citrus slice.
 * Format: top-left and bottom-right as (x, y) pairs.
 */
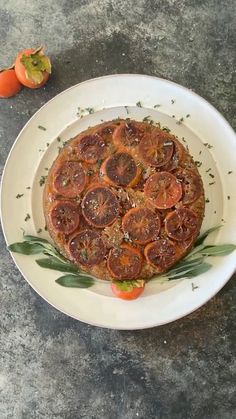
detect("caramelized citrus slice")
(161, 139), (184, 171)
(107, 244), (142, 280)
(53, 161), (87, 198)
(144, 172), (182, 209)
(49, 201), (80, 234)
(138, 129), (174, 167)
(112, 121), (145, 148)
(122, 207), (161, 244)
(82, 186), (119, 228)
(68, 229), (106, 267)
(77, 134), (106, 164)
(175, 169), (202, 204)
(100, 152), (140, 187)
(96, 124), (117, 142)
(144, 238), (178, 272)
(165, 207), (199, 241)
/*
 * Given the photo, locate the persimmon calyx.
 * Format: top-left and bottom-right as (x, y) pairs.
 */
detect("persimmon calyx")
(20, 46), (51, 84)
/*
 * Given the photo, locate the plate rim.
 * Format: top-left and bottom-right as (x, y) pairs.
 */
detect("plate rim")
(1, 73), (236, 329)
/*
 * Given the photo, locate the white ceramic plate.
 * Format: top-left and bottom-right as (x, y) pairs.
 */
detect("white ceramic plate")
(1, 74), (236, 329)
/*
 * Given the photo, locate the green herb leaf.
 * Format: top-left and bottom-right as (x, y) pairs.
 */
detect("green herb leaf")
(55, 274), (94, 288)
(201, 244), (236, 257)
(195, 225), (222, 246)
(36, 257), (79, 273)
(167, 262), (212, 280)
(8, 242), (44, 255)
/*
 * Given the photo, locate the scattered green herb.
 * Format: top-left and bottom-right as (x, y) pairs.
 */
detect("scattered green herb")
(195, 161), (202, 168)
(206, 168), (211, 173)
(176, 117), (184, 125)
(228, 171), (232, 174)
(171, 99), (175, 104)
(46, 143), (50, 147)
(204, 143), (213, 149)
(39, 175), (47, 187)
(154, 104), (161, 108)
(136, 101), (142, 107)
(124, 106), (129, 115)
(209, 182), (215, 185)
(16, 193), (24, 199)
(38, 125), (47, 131)
(209, 173), (215, 178)
(186, 114), (190, 118)
(37, 228), (42, 234)
(205, 198), (210, 203)
(143, 116), (151, 122)
(24, 214), (31, 222)
(227, 195), (230, 200)
(85, 107), (94, 114)
(199, 150), (202, 155)
(191, 283), (199, 291)
(57, 137), (61, 142)
(26, 186), (31, 190)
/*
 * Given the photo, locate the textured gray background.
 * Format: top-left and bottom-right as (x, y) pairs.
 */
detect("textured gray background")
(0, 1), (236, 418)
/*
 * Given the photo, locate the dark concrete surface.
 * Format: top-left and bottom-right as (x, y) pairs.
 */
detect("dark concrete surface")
(0, 1), (235, 418)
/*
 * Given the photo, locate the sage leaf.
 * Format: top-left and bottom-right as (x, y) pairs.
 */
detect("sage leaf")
(201, 244), (236, 256)
(36, 257), (79, 273)
(195, 225), (222, 246)
(167, 262), (212, 280)
(8, 242), (44, 255)
(55, 274), (94, 288)
(168, 257), (204, 275)
(23, 234), (49, 244)
(182, 262), (212, 278)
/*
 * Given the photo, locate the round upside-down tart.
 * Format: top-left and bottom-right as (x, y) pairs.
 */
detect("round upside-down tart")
(44, 118), (205, 281)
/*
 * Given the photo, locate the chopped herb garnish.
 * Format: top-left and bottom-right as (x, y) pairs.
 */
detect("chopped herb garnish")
(209, 173), (215, 178)
(85, 107), (94, 114)
(39, 175), (47, 187)
(181, 137), (186, 143)
(16, 193), (24, 199)
(44, 167), (48, 171)
(38, 125), (47, 131)
(63, 140), (68, 147)
(199, 150), (202, 155)
(205, 198), (210, 203)
(44, 225), (48, 231)
(176, 117), (184, 125)
(227, 195), (230, 200)
(24, 213), (31, 222)
(37, 228), (42, 234)
(143, 116), (151, 122)
(214, 210), (217, 214)
(186, 114), (190, 118)
(204, 142), (213, 149)
(136, 101), (142, 107)
(26, 186), (31, 190)
(172, 115), (175, 118)
(124, 106), (129, 114)
(206, 168), (211, 173)
(209, 182), (215, 185)
(154, 104), (161, 108)
(162, 127), (171, 133)
(171, 99), (175, 104)
(228, 171), (232, 174)
(57, 137), (61, 142)
(46, 143), (50, 147)
(191, 283), (199, 291)
(194, 161), (202, 167)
